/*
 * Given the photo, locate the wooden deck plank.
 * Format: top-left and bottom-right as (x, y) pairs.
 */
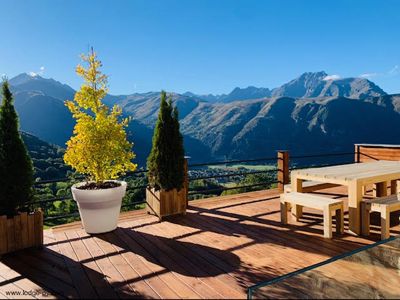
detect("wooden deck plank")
(103, 231), (180, 299)
(183, 205), (336, 263)
(152, 220), (246, 296)
(144, 221), (245, 299)
(54, 231), (98, 299)
(0, 262), (49, 299)
(2, 187), (398, 299)
(119, 219), (224, 299)
(64, 230), (118, 299)
(14, 251), (73, 286)
(113, 225), (202, 299)
(92, 232), (161, 299)
(179, 211), (329, 282)
(1, 254), (78, 298)
(156, 217), (257, 288)
(76, 230), (143, 299)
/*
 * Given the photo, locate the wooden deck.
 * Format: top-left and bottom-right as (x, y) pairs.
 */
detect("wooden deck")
(0, 187), (398, 299)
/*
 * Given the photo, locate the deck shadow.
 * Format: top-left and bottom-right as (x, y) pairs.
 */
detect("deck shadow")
(182, 205), (367, 250)
(95, 226), (242, 278)
(0, 246), (140, 299)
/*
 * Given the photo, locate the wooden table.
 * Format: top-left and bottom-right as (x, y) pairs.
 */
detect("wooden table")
(291, 160), (400, 235)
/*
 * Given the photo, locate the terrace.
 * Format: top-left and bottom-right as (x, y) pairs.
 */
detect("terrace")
(1, 144), (399, 299)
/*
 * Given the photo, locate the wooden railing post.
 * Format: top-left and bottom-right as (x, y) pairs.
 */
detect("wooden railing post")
(277, 150), (289, 192)
(354, 144), (360, 163)
(184, 156), (190, 206)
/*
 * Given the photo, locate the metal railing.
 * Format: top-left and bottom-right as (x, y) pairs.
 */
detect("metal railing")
(289, 152), (354, 171)
(32, 169), (149, 223)
(32, 150), (355, 225)
(188, 155), (278, 196)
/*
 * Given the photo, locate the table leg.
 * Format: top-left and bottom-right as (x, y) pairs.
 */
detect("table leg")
(381, 209), (391, 240)
(280, 196), (289, 224)
(348, 181), (363, 235)
(323, 208), (333, 238)
(336, 205), (344, 234)
(291, 177), (303, 221)
(361, 202), (370, 236)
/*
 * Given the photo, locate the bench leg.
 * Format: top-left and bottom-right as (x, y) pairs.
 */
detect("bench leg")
(291, 178), (303, 220)
(381, 209), (391, 240)
(335, 206), (344, 234)
(280, 202), (289, 224)
(291, 205), (303, 221)
(323, 208), (333, 238)
(361, 203), (370, 236)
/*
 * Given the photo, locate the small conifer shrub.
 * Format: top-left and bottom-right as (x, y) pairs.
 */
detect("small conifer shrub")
(147, 91), (185, 191)
(0, 80), (34, 216)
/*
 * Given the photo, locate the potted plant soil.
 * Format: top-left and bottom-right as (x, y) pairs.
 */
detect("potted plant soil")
(0, 80), (42, 255)
(146, 91), (187, 220)
(64, 49), (137, 234)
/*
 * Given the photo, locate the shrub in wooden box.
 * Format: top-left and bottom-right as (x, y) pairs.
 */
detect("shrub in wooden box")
(146, 91), (188, 221)
(0, 210), (43, 256)
(0, 80), (42, 256)
(146, 187), (187, 220)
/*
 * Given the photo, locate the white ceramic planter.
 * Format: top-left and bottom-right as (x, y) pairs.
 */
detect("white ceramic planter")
(71, 180), (127, 234)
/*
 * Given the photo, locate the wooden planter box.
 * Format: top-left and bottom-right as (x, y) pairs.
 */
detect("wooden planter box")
(0, 210), (43, 256)
(146, 187), (187, 220)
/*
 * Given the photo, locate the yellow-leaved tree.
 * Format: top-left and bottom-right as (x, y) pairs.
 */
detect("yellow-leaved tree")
(64, 49), (137, 184)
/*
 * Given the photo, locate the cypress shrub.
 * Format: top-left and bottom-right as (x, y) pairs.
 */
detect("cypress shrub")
(0, 80), (34, 216)
(147, 91), (185, 191)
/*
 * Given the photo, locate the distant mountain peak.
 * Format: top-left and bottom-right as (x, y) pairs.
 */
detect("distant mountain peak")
(293, 71), (329, 82)
(271, 71), (386, 99)
(220, 86), (271, 103)
(9, 72), (43, 85)
(28, 72), (42, 78)
(322, 74), (341, 81)
(300, 71), (327, 78)
(9, 73), (76, 102)
(186, 86), (272, 103)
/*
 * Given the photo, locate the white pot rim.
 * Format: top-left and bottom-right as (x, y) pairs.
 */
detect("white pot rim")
(72, 180), (127, 192)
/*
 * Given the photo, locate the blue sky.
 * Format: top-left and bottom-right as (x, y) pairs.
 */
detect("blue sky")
(0, 0), (399, 95)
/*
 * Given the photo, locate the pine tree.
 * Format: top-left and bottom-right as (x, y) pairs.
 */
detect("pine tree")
(147, 91), (185, 191)
(0, 80), (34, 216)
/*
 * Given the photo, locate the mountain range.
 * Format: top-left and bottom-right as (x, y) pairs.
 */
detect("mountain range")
(6, 71), (400, 166)
(185, 71), (386, 103)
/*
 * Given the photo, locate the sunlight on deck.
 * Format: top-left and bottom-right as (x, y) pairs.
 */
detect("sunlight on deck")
(1, 187), (397, 299)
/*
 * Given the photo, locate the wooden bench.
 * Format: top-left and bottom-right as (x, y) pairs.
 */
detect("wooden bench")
(284, 181), (340, 193)
(280, 192), (344, 238)
(361, 195), (400, 240)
